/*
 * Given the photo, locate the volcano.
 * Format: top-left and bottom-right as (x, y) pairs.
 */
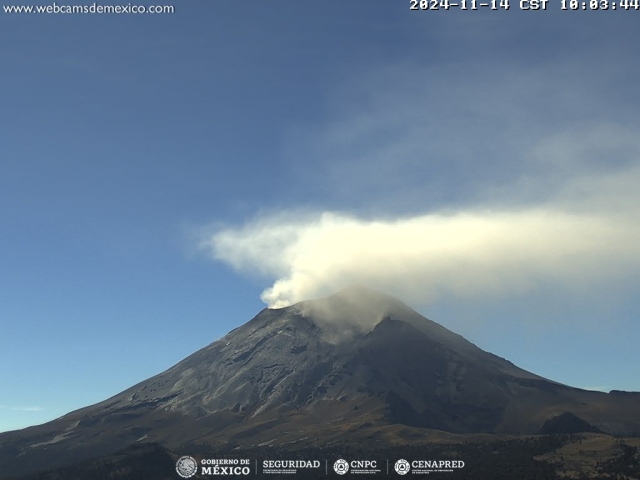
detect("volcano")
(1, 286), (639, 478)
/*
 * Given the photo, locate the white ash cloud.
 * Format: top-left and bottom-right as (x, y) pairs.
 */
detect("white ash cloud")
(201, 43), (640, 310)
(204, 178), (640, 309)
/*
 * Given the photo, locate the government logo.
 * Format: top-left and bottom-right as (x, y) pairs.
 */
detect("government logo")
(395, 459), (410, 475)
(333, 458), (349, 475)
(176, 456), (198, 478)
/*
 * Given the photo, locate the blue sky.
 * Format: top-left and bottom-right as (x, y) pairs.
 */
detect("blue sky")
(1, 3), (639, 432)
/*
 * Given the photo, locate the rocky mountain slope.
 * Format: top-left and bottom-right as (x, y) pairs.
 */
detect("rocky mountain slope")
(1, 286), (639, 478)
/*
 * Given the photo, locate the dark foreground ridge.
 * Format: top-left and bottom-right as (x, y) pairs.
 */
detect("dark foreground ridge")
(1, 286), (639, 479)
(11, 435), (640, 480)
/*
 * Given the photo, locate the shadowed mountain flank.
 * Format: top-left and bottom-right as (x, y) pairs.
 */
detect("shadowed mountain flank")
(542, 412), (603, 434)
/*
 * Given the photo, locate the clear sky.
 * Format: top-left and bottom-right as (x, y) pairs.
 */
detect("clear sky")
(2, 2), (639, 433)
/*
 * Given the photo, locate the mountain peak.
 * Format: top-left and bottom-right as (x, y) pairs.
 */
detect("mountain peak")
(3, 287), (640, 479)
(288, 285), (413, 334)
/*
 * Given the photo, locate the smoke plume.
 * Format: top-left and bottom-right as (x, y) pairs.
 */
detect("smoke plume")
(203, 179), (640, 309)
